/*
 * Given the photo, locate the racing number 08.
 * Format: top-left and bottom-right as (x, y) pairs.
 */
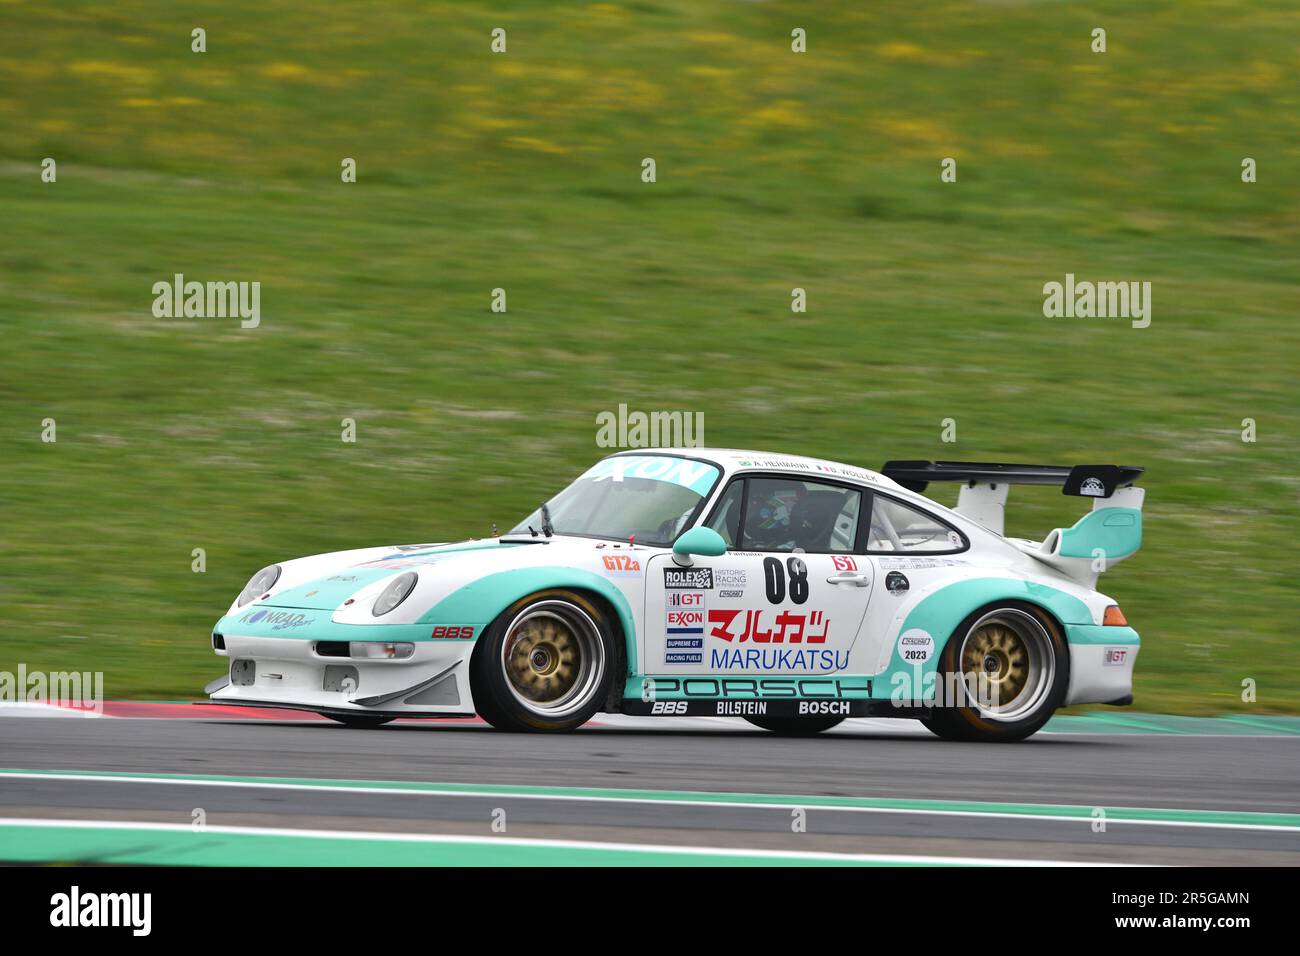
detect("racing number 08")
(763, 556), (809, 605)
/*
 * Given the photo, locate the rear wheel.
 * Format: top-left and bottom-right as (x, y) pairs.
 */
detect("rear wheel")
(743, 715), (845, 736)
(322, 713), (395, 728)
(471, 590), (614, 732)
(920, 603), (1067, 743)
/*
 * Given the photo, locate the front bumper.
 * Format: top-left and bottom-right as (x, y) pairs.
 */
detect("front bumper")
(209, 633), (476, 717)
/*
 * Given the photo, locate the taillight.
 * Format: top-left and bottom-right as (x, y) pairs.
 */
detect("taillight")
(1103, 605), (1128, 626)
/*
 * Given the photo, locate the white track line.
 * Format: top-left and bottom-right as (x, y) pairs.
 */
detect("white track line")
(2, 770), (1293, 833)
(0, 817), (1130, 866)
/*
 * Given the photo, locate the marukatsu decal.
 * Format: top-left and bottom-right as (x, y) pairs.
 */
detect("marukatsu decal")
(664, 566), (714, 589)
(601, 554), (641, 574)
(431, 626), (475, 639)
(1080, 476), (1107, 497)
(710, 647), (849, 672)
(831, 555), (858, 572)
(885, 571), (910, 595)
(707, 608), (830, 644)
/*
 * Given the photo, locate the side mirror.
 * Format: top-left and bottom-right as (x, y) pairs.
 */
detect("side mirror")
(672, 526), (728, 565)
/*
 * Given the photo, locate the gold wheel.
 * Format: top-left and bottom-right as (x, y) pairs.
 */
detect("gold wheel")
(498, 600), (606, 718)
(961, 622), (1030, 706)
(505, 613), (581, 704)
(956, 609), (1055, 721)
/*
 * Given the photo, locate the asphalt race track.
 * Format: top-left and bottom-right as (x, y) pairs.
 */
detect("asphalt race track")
(2, 711), (1298, 865)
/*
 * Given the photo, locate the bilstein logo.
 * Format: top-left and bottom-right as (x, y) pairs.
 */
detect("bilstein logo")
(50, 885), (151, 936)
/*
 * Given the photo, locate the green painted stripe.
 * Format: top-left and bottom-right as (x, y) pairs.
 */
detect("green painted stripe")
(3, 769), (1296, 830)
(0, 821), (977, 867)
(1048, 712), (1300, 736)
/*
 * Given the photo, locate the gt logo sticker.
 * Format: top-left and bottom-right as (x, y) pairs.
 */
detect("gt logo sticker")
(1103, 646), (1130, 666)
(898, 628), (935, 663)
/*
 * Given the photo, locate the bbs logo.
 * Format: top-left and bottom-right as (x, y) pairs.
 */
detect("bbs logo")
(651, 701), (688, 715)
(431, 626), (474, 639)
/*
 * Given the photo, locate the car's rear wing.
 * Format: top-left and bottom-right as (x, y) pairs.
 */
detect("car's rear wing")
(881, 460), (1145, 585)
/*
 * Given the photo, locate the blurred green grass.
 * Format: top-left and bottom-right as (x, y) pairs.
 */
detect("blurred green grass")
(1, 1), (1297, 712)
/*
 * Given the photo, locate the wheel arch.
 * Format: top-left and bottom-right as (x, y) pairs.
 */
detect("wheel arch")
(422, 567), (638, 676)
(882, 577), (1087, 696)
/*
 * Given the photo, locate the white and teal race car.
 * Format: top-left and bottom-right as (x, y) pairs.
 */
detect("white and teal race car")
(207, 449), (1144, 742)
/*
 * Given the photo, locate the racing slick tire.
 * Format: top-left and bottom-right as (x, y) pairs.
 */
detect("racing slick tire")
(743, 715), (845, 735)
(920, 602), (1069, 743)
(322, 714), (396, 728)
(471, 589), (615, 733)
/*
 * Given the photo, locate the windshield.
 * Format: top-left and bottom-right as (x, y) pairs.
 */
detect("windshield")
(511, 454), (721, 546)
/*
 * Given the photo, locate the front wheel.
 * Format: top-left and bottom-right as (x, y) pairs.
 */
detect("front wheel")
(743, 715), (845, 736)
(323, 713), (396, 728)
(920, 603), (1068, 743)
(471, 590), (614, 732)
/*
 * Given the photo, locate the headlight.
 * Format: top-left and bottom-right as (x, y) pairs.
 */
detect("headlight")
(372, 572), (418, 617)
(237, 565), (281, 607)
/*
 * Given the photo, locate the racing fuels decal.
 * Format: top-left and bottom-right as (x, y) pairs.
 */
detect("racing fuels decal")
(885, 571), (909, 595)
(664, 567), (713, 589)
(897, 628), (935, 664)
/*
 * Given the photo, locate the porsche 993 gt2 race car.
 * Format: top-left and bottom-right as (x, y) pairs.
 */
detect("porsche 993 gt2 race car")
(207, 449), (1145, 742)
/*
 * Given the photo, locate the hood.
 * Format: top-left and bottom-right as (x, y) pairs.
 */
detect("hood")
(257, 538), (538, 610)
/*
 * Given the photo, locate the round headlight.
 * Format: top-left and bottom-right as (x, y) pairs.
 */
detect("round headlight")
(373, 572), (418, 617)
(238, 565), (281, 607)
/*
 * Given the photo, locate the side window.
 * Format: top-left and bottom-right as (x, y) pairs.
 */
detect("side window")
(739, 478), (860, 553)
(705, 480), (744, 546)
(867, 496), (965, 553)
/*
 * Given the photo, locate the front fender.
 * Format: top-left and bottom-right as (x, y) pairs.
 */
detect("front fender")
(418, 567), (638, 668)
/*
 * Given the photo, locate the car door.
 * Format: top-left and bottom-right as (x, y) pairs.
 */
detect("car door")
(855, 492), (972, 674)
(644, 474), (875, 675)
